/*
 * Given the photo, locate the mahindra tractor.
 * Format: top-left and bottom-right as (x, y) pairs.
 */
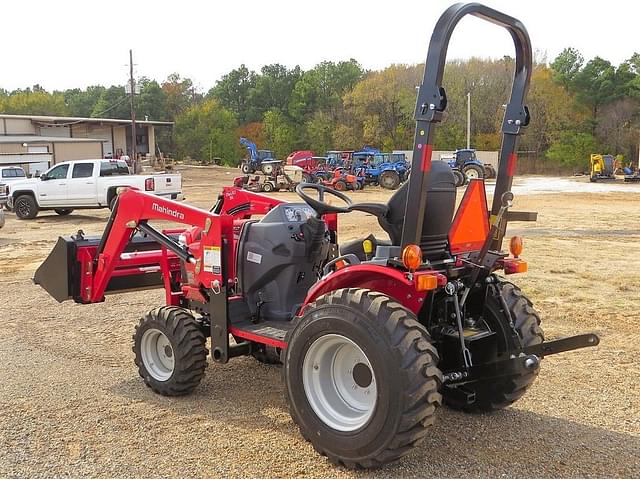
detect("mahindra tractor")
(35, 3), (598, 469)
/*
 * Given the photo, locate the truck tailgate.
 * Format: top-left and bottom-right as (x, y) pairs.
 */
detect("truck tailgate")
(153, 174), (182, 195)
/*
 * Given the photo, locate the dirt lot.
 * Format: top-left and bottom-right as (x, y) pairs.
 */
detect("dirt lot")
(1, 166), (639, 478)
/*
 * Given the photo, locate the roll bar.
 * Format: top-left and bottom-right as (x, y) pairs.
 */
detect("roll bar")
(401, 2), (532, 250)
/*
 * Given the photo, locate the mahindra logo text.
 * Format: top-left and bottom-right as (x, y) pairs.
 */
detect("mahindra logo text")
(152, 203), (185, 220)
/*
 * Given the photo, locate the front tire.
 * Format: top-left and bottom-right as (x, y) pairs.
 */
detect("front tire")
(133, 306), (207, 396)
(14, 195), (38, 219)
(284, 289), (442, 469)
(261, 182), (274, 192)
(241, 162), (252, 174)
(463, 164), (484, 181)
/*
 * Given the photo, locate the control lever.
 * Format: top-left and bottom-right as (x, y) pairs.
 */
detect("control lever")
(459, 191), (513, 309)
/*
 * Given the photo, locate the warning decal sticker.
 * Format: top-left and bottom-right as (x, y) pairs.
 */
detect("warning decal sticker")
(203, 246), (221, 274)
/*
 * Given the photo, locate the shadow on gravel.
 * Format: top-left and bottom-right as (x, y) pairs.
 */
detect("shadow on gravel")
(111, 360), (640, 477)
(396, 407), (640, 477)
(111, 359), (291, 431)
(33, 213), (105, 222)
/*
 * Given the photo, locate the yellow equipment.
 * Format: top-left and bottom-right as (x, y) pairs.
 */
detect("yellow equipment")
(589, 154), (615, 182)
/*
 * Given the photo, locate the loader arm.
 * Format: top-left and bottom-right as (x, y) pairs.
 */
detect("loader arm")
(89, 188), (232, 303)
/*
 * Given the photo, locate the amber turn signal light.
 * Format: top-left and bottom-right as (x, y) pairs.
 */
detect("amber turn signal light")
(415, 273), (438, 291)
(504, 258), (528, 274)
(509, 236), (523, 258)
(402, 244), (422, 270)
(334, 259), (347, 270)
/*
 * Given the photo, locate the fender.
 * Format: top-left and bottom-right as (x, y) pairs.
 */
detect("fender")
(301, 264), (427, 315)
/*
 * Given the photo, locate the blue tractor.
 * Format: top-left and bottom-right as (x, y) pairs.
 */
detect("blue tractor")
(239, 137), (276, 174)
(444, 149), (495, 187)
(352, 149), (409, 190)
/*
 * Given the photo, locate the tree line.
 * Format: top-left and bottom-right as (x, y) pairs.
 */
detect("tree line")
(1, 48), (638, 170)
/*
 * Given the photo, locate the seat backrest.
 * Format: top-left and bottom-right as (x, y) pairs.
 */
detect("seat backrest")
(379, 161), (457, 260)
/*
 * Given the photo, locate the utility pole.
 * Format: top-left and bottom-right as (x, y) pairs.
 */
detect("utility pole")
(129, 49), (137, 172)
(466, 92), (471, 150)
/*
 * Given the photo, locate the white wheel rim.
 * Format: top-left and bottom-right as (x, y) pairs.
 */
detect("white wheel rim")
(466, 169), (479, 179)
(141, 328), (175, 381)
(302, 334), (377, 432)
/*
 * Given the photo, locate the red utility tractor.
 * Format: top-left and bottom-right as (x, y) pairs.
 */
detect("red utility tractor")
(35, 3), (598, 469)
(321, 167), (362, 191)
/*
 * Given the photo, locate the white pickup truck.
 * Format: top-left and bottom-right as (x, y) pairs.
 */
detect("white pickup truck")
(6, 159), (183, 219)
(0, 166), (28, 207)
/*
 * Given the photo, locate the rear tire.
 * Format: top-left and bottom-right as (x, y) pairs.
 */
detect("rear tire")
(442, 281), (544, 412)
(379, 170), (401, 190)
(484, 164), (497, 179)
(284, 288), (442, 469)
(54, 209), (73, 216)
(452, 169), (466, 187)
(133, 306), (207, 396)
(14, 195), (38, 219)
(251, 344), (282, 365)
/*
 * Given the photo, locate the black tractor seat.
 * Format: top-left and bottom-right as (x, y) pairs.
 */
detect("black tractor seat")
(340, 160), (457, 261)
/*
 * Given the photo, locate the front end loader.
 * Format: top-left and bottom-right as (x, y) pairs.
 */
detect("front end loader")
(35, 2), (599, 469)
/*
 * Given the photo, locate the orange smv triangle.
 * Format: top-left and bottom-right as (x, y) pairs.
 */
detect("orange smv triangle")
(448, 179), (490, 254)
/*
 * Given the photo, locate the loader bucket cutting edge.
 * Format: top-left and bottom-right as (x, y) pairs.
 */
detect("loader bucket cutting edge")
(33, 236), (75, 303)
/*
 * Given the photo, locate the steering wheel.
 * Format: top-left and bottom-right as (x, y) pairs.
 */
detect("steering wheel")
(295, 183), (353, 216)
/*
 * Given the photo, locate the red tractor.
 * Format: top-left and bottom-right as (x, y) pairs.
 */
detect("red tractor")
(321, 167), (363, 191)
(35, 3), (598, 469)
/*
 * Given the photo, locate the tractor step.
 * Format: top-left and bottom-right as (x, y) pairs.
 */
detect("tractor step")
(229, 319), (293, 349)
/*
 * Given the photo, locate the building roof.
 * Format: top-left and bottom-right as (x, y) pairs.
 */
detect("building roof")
(0, 135), (108, 144)
(0, 113), (173, 126)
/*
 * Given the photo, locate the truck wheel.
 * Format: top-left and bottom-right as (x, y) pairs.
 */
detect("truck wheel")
(133, 306), (208, 396)
(284, 289), (442, 469)
(379, 170), (401, 190)
(442, 281), (544, 412)
(109, 195), (119, 211)
(452, 169), (466, 187)
(14, 195), (38, 219)
(262, 182), (274, 192)
(54, 209), (73, 216)
(463, 164), (484, 181)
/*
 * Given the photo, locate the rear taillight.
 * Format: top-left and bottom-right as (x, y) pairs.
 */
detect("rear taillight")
(145, 178), (154, 191)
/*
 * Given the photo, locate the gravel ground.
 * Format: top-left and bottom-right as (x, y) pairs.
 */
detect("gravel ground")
(0, 167), (639, 478)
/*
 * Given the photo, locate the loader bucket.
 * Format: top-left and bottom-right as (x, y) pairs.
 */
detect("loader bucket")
(33, 236), (75, 303)
(34, 233), (180, 304)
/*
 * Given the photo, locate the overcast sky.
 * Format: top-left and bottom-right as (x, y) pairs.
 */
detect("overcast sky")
(1, 0), (638, 92)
